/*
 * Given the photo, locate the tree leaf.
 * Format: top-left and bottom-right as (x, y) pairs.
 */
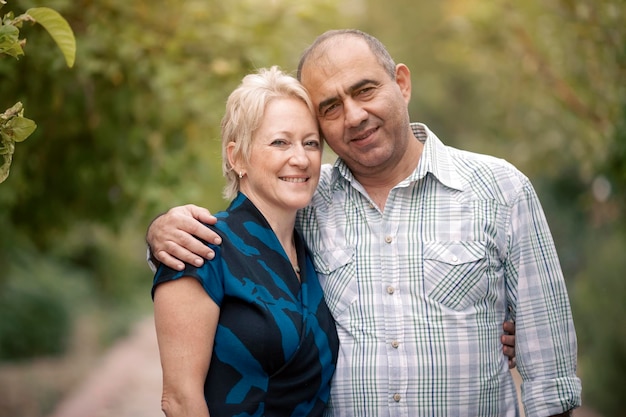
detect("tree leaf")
(26, 7), (76, 67)
(1, 116), (37, 143)
(0, 24), (24, 58)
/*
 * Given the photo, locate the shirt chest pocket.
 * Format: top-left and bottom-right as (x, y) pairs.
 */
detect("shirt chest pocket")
(423, 241), (490, 311)
(312, 246), (357, 319)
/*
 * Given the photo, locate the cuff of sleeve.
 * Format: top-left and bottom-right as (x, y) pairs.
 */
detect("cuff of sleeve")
(521, 376), (582, 417)
(146, 246), (159, 273)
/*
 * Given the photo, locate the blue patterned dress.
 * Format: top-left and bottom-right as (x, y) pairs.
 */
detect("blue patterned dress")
(152, 193), (339, 417)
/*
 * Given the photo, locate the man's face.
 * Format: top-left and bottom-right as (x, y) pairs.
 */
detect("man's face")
(300, 36), (412, 179)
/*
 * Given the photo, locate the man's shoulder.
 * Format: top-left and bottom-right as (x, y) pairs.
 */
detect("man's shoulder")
(459, 146), (522, 172)
(449, 146), (515, 171)
(417, 123), (518, 175)
(445, 146), (531, 203)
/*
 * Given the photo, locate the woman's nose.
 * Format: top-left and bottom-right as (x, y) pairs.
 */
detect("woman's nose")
(289, 144), (309, 167)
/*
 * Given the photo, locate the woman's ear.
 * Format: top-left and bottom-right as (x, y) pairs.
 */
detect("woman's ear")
(226, 141), (239, 172)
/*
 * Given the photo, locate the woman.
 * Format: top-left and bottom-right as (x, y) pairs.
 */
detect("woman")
(152, 66), (339, 417)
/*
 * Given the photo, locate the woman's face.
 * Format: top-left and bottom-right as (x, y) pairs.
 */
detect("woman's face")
(239, 97), (322, 218)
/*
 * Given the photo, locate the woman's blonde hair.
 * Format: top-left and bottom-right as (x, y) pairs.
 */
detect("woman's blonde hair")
(221, 66), (316, 200)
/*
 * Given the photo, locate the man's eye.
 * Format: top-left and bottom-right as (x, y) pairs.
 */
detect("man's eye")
(357, 87), (374, 97)
(322, 103), (341, 119)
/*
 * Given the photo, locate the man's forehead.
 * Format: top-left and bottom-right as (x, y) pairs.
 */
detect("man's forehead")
(305, 37), (371, 68)
(301, 67), (349, 105)
(302, 62), (382, 101)
(302, 44), (377, 85)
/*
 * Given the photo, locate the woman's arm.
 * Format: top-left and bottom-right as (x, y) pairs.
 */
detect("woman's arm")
(154, 277), (220, 417)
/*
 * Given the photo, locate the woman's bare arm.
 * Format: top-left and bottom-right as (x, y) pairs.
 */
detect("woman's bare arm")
(153, 277), (220, 417)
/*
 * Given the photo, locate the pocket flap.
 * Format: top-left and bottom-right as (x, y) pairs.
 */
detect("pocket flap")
(423, 241), (485, 265)
(312, 246), (354, 274)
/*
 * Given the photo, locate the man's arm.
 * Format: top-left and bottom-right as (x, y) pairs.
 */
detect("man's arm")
(146, 204), (222, 271)
(507, 179), (581, 415)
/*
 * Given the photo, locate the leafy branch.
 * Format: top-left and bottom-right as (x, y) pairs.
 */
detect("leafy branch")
(0, 1), (76, 183)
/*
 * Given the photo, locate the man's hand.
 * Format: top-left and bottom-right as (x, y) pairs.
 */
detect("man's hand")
(146, 204), (221, 271)
(502, 321), (516, 369)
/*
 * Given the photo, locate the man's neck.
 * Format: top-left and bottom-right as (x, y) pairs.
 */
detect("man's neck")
(356, 137), (424, 211)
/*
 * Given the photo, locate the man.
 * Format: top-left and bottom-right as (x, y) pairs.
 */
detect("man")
(147, 29), (581, 416)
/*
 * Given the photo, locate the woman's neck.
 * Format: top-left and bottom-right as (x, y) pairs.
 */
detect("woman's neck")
(241, 193), (298, 262)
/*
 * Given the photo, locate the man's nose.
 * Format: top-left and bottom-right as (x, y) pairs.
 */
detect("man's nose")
(343, 99), (367, 128)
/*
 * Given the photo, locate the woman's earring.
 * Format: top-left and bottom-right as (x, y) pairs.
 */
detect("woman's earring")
(238, 171), (243, 179)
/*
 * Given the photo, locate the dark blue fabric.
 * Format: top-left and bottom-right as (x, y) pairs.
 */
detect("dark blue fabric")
(153, 193), (338, 417)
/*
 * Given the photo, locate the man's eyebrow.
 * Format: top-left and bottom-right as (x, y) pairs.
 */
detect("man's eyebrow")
(317, 79), (378, 114)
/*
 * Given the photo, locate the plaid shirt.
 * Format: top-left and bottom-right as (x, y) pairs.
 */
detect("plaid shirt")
(296, 123), (581, 417)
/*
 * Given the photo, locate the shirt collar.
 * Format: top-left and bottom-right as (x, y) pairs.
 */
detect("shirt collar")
(329, 122), (464, 192)
(411, 123), (464, 191)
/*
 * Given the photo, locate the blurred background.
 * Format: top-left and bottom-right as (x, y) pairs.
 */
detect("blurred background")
(0, 0), (623, 416)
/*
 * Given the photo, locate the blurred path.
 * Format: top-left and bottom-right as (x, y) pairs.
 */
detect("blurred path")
(47, 316), (162, 417)
(47, 316), (600, 417)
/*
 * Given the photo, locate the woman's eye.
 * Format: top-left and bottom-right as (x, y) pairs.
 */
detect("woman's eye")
(305, 140), (320, 148)
(271, 139), (288, 146)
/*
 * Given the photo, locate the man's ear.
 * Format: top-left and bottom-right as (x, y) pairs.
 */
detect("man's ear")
(395, 63), (412, 104)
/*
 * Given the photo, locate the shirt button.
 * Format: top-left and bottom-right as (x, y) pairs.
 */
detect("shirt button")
(391, 340), (400, 348)
(385, 236), (393, 244)
(386, 286), (395, 294)
(393, 393), (401, 402)
(451, 255), (459, 263)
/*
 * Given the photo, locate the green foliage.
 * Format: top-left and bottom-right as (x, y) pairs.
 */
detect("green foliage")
(0, 250), (90, 360)
(0, 2), (75, 183)
(0, 18), (22, 57)
(572, 231), (626, 417)
(26, 7), (76, 67)
(0, 0), (351, 245)
(365, 0), (624, 183)
(0, 0), (351, 364)
(0, 102), (36, 182)
(0, 284), (70, 360)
